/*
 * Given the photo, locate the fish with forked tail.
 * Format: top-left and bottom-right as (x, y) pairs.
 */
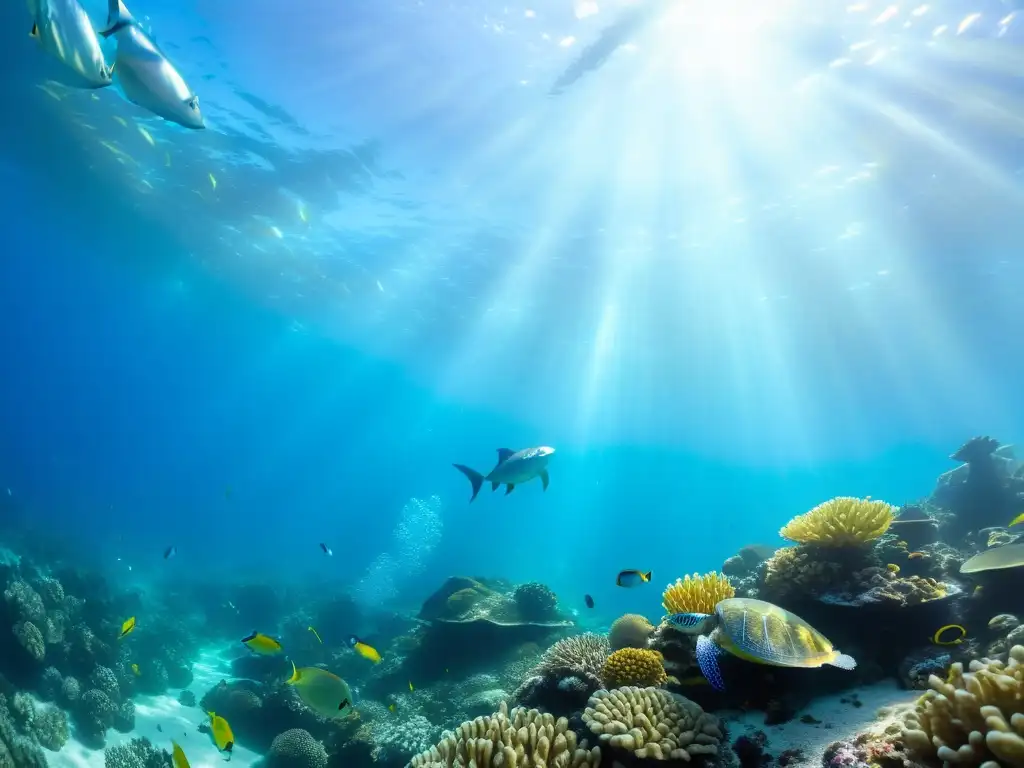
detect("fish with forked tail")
(27, 0), (112, 88)
(453, 446), (555, 501)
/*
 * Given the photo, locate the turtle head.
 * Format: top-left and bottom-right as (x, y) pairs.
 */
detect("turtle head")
(666, 612), (716, 635)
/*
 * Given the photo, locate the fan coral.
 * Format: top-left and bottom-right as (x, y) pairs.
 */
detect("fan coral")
(780, 496), (894, 546)
(513, 583), (558, 621)
(609, 614), (654, 652)
(662, 572), (735, 615)
(266, 728), (328, 768)
(103, 736), (170, 768)
(13, 621), (45, 661)
(902, 644), (1024, 766)
(602, 649), (668, 688)
(582, 686), (722, 761)
(409, 700), (600, 768)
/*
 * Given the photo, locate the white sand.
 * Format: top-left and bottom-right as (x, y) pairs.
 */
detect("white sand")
(721, 680), (918, 766)
(51, 648), (263, 768)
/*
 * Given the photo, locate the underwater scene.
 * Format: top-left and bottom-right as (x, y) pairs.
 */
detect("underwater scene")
(4, 0), (1024, 767)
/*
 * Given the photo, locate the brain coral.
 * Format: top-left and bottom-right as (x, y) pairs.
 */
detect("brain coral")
(609, 614), (654, 652)
(266, 729), (328, 768)
(662, 572), (734, 615)
(583, 686), (722, 761)
(602, 649), (668, 689)
(902, 644), (1024, 766)
(409, 700), (600, 768)
(780, 496), (894, 546)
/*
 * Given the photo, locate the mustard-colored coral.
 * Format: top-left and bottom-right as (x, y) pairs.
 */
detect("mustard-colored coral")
(609, 614), (654, 652)
(902, 644), (1024, 767)
(409, 699), (600, 768)
(662, 572), (734, 615)
(582, 686), (722, 761)
(601, 648), (667, 688)
(445, 588), (483, 615)
(780, 496), (894, 547)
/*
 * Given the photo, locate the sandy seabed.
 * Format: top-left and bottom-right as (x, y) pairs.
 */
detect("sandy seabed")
(50, 648), (262, 768)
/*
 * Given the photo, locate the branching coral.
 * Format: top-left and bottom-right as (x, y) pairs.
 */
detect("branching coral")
(602, 649), (667, 689)
(582, 686), (722, 761)
(609, 614), (654, 652)
(780, 497), (894, 546)
(902, 644), (1024, 766)
(266, 728), (329, 768)
(662, 572), (735, 615)
(409, 700), (600, 768)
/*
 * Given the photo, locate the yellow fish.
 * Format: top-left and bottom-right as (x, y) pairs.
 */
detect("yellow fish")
(1009, 512), (1024, 527)
(209, 173), (217, 190)
(171, 741), (190, 768)
(308, 626), (323, 644)
(241, 631), (283, 655)
(131, 664), (140, 676)
(208, 712), (234, 756)
(285, 662), (353, 719)
(119, 617), (136, 639)
(348, 636), (381, 663)
(408, 681), (414, 692)
(388, 703), (396, 712)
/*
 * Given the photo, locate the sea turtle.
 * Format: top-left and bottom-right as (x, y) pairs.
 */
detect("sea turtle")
(667, 597), (857, 691)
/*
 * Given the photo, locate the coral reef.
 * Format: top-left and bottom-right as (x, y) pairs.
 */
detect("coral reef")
(368, 714), (438, 763)
(933, 437), (1024, 537)
(608, 614), (654, 652)
(265, 728), (329, 768)
(582, 686), (722, 760)
(513, 633), (610, 713)
(780, 497), (895, 547)
(601, 648), (667, 689)
(409, 700), (599, 768)
(663, 572), (735, 615)
(512, 583), (559, 622)
(103, 737), (171, 768)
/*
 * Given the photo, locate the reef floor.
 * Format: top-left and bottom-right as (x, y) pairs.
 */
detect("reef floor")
(721, 680), (916, 767)
(50, 647), (262, 768)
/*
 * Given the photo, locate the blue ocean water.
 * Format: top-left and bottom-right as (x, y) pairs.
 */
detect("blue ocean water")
(1, 0), (1023, 628)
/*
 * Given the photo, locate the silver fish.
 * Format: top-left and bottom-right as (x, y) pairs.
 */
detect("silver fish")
(27, 0), (112, 88)
(100, 0), (204, 129)
(453, 446), (555, 501)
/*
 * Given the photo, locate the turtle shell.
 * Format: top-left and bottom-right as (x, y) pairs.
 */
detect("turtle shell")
(714, 597), (838, 668)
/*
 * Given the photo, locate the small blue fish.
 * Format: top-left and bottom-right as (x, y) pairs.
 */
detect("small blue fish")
(164, 545), (176, 560)
(667, 613), (714, 630)
(320, 543), (332, 556)
(616, 570), (652, 588)
(584, 594), (594, 609)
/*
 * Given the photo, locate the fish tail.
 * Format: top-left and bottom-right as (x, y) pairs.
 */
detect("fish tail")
(101, 0), (134, 37)
(644, 571), (652, 581)
(286, 661), (300, 684)
(452, 464), (484, 502)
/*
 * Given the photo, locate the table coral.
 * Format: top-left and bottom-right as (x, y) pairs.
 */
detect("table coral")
(602, 648), (668, 688)
(780, 497), (895, 547)
(582, 686), (722, 761)
(663, 572), (735, 615)
(902, 644), (1024, 766)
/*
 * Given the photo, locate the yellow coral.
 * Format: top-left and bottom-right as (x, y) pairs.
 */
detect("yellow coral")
(662, 572), (734, 615)
(608, 614), (654, 652)
(445, 588), (482, 615)
(601, 648), (667, 688)
(780, 497), (894, 547)
(902, 645), (1024, 767)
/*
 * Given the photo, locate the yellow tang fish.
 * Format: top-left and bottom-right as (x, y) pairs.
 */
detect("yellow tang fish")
(131, 664), (140, 676)
(208, 711), (234, 755)
(348, 636), (381, 663)
(388, 703), (396, 712)
(241, 631), (283, 655)
(119, 617), (136, 639)
(286, 662), (353, 719)
(408, 681), (414, 692)
(171, 741), (190, 768)
(1009, 512), (1024, 527)
(308, 626), (323, 644)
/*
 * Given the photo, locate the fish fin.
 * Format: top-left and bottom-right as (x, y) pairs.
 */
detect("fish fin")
(496, 448), (515, 464)
(241, 631), (257, 643)
(286, 661), (300, 684)
(338, 698), (350, 710)
(490, 481), (499, 491)
(829, 653), (857, 670)
(643, 570), (652, 581)
(100, 0), (134, 37)
(695, 635), (726, 691)
(505, 484), (515, 495)
(29, 23), (38, 38)
(540, 469), (550, 491)
(453, 464), (484, 502)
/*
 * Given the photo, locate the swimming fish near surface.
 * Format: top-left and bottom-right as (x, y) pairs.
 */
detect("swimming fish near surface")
(285, 662), (353, 719)
(453, 446), (555, 502)
(349, 636), (381, 663)
(27, 0), (112, 88)
(320, 543), (333, 556)
(241, 631), (283, 655)
(99, 0), (205, 129)
(164, 545), (176, 559)
(584, 594), (594, 609)
(616, 570), (652, 588)
(207, 712), (234, 758)
(119, 617), (136, 638)
(171, 741), (190, 768)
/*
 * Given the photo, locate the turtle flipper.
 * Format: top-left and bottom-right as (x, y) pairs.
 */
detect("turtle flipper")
(696, 635), (726, 691)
